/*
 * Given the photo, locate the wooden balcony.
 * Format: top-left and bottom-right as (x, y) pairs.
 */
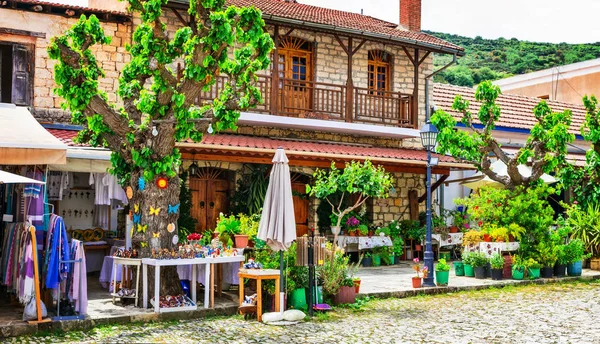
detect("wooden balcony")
(197, 75), (415, 128)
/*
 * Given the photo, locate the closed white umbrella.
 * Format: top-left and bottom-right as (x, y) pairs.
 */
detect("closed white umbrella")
(257, 147), (296, 313)
(461, 160), (557, 189)
(0, 170), (45, 184)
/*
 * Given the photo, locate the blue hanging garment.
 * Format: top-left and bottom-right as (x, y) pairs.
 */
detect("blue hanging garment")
(45, 216), (70, 289)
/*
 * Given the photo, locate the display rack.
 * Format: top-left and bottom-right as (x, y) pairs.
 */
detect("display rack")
(110, 257), (142, 307)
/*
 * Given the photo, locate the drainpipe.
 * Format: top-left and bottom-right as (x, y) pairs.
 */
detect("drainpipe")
(425, 54), (457, 121)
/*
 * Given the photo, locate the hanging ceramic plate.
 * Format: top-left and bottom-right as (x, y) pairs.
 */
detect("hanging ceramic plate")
(167, 223), (176, 233)
(126, 186), (133, 200)
(172, 235), (178, 245)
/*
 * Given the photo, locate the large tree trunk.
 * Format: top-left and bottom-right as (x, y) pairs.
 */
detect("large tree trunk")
(131, 171), (182, 299)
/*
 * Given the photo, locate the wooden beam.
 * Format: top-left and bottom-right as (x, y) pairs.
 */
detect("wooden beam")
(351, 39), (367, 56)
(402, 46), (415, 66)
(334, 34), (349, 55)
(418, 174), (449, 203)
(418, 51), (431, 66)
(171, 8), (187, 27)
(408, 190), (419, 221)
(282, 28), (295, 37)
(0, 28), (46, 38)
(345, 36), (354, 123)
(271, 25), (280, 117)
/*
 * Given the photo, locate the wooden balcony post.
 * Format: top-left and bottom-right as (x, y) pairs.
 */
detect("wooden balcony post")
(412, 48), (419, 129)
(271, 25), (280, 116)
(345, 37), (354, 123)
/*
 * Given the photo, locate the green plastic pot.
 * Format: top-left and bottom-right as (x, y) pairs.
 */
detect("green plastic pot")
(454, 262), (465, 276)
(528, 268), (540, 279)
(436, 270), (450, 286)
(372, 254), (381, 267)
(512, 266), (525, 280)
(289, 288), (307, 310)
(439, 251), (451, 261)
(464, 264), (474, 277)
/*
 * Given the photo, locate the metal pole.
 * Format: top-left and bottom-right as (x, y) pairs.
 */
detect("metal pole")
(279, 250), (284, 313)
(307, 234), (314, 316)
(423, 148), (435, 287)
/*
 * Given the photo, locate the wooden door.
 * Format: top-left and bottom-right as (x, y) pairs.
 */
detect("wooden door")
(278, 37), (313, 115)
(11, 44), (32, 106)
(291, 173), (310, 237)
(189, 168), (230, 233)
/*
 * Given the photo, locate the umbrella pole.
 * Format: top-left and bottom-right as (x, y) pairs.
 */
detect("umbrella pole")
(279, 250), (285, 313)
(307, 235), (314, 316)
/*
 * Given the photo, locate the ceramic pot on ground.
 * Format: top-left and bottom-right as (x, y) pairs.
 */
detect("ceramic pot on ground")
(567, 261), (583, 276)
(474, 266), (486, 279)
(491, 268), (503, 280)
(464, 264), (474, 277)
(528, 268), (541, 279)
(372, 254), (381, 267)
(454, 261), (465, 276)
(412, 277), (422, 288)
(362, 257), (372, 267)
(333, 286), (356, 305)
(542, 266), (554, 278)
(554, 263), (567, 277)
(435, 271), (449, 286)
(512, 266), (525, 280)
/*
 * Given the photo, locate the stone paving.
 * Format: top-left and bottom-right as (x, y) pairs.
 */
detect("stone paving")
(7, 280), (600, 344)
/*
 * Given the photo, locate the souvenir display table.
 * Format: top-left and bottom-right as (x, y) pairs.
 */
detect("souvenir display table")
(142, 255), (245, 313)
(238, 269), (281, 322)
(337, 235), (393, 253)
(111, 257), (141, 307)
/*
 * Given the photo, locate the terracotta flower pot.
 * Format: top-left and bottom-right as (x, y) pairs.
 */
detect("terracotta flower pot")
(349, 231), (356, 237)
(495, 237), (504, 242)
(353, 279), (361, 294)
(412, 277), (422, 288)
(333, 286), (356, 305)
(449, 226), (459, 233)
(483, 234), (492, 242)
(415, 244), (422, 251)
(234, 234), (249, 248)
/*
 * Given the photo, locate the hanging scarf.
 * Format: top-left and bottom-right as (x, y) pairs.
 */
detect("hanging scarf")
(46, 216), (70, 289)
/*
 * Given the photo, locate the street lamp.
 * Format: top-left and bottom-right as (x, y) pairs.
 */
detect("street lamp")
(420, 120), (438, 287)
(188, 161), (199, 177)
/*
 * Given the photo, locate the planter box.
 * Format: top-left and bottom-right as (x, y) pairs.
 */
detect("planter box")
(591, 258), (600, 271)
(333, 286), (356, 305)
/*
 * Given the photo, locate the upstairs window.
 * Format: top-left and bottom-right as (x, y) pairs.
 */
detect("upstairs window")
(0, 42), (33, 106)
(368, 50), (391, 94)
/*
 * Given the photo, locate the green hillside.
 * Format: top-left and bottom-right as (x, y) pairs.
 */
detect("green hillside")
(425, 31), (600, 87)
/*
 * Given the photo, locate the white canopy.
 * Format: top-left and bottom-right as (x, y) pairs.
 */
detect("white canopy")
(0, 170), (45, 184)
(461, 160), (557, 189)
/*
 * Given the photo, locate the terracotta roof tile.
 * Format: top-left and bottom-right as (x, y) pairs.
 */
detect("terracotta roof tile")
(46, 128), (88, 147)
(226, 0), (463, 52)
(433, 83), (586, 135)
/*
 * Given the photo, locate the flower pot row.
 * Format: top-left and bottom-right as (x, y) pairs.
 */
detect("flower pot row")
(361, 254), (402, 267)
(457, 261), (583, 281)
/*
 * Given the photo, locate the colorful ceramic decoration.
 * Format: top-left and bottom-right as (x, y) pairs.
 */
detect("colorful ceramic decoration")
(137, 224), (148, 233)
(138, 176), (146, 191)
(167, 223), (176, 233)
(172, 235), (178, 245)
(152, 232), (161, 238)
(156, 177), (168, 189)
(126, 186), (133, 200)
(140, 242), (148, 248)
(149, 206), (161, 216)
(133, 204), (139, 213)
(168, 203), (180, 214)
(133, 213), (141, 224)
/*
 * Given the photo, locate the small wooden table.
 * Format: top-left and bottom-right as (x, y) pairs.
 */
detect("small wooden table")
(238, 269), (280, 322)
(111, 257), (141, 307)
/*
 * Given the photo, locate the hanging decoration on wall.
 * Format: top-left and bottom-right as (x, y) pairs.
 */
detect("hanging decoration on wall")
(137, 224), (148, 233)
(152, 232), (161, 238)
(172, 235), (179, 245)
(156, 177), (168, 189)
(140, 242), (148, 248)
(138, 176), (146, 191)
(133, 213), (141, 224)
(126, 186), (134, 200)
(133, 204), (139, 213)
(149, 206), (161, 216)
(167, 223), (176, 233)
(168, 203), (180, 214)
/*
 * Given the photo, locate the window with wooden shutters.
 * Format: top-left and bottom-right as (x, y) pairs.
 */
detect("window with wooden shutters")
(368, 50), (391, 95)
(0, 42), (33, 106)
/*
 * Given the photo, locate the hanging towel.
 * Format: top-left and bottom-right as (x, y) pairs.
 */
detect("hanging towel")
(46, 217), (70, 289)
(21, 236), (35, 304)
(70, 239), (87, 315)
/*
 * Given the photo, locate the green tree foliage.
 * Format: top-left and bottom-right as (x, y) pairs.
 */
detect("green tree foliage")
(427, 31), (600, 85)
(431, 81), (574, 189)
(47, 0), (274, 264)
(561, 95), (600, 206)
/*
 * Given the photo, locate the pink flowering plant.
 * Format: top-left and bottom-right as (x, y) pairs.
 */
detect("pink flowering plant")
(412, 258), (423, 278)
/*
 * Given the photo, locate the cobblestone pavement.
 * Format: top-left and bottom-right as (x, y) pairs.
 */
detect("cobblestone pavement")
(7, 280), (600, 344)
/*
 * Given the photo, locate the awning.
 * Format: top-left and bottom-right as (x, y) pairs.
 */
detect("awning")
(178, 134), (474, 175)
(0, 104), (67, 165)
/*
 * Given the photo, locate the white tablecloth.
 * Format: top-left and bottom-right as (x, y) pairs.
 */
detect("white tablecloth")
(177, 262), (240, 285)
(465, 242), (520, 257)
(432, 233), (463, 248)
(337, 235), (393, 250)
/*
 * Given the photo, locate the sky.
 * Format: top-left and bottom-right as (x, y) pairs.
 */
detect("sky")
(58, 0), (600, 44)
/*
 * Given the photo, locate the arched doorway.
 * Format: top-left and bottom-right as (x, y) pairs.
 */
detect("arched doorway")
(291, 172), (310, 237)
(189, 167), (231, 232)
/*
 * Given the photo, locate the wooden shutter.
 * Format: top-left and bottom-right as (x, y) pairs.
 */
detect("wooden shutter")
(11, 44), (32, 106)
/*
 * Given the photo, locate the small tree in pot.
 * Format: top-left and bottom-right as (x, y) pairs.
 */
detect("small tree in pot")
(307, 160), (393, 260)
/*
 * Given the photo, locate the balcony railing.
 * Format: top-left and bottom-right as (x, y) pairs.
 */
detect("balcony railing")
(196, 75), (415, 128)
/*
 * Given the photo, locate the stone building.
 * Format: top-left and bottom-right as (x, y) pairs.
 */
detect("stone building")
(0, 0), (470, 236)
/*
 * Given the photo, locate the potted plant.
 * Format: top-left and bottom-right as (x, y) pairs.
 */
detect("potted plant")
(435, 258), (451, 286)
(361, 252), (372, 267)
(380, 246), (394, 266)
(511, 254), (526, 280)
(319, 244), (356, 305)
(525, 258), (541, 279)
(215, 214), (241, 247)
(358, 224), (369, 237)
(411, 258), (423, 288)
(346, 216), (360, 237)
(471, 252), (488, 279)
(463, 230), (483, 248)
(454, 260), (465, 276)
(392, 236), (404, 264)
(451, 210), (467, 233)
(507, 223), (526, 242)
(565, 239), (589, 276)
(408, 225), (426, 251)
(489, 253), (504, 280)
(372, 247), (383, 267)
(238, 213), (259, 248)
(490, 226), (509, 242)
(536, 241), (558, 278)
(554, 244), (568, 277)
(462, 251), (475, 277)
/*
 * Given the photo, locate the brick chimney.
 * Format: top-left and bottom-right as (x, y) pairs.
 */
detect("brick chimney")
(399, 0), (421, 32)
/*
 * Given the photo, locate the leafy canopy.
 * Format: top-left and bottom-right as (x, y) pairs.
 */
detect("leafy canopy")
(432, 81), (574, 189)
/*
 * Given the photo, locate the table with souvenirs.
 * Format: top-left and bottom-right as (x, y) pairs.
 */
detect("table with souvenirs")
(142, 241), (244, 313)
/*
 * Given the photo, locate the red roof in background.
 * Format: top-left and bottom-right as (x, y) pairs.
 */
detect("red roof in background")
(9, 0), (129, 15)
(46, 128), (88, 147)
(227, 0), (463, 53)
(433, 83), (587, 135)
